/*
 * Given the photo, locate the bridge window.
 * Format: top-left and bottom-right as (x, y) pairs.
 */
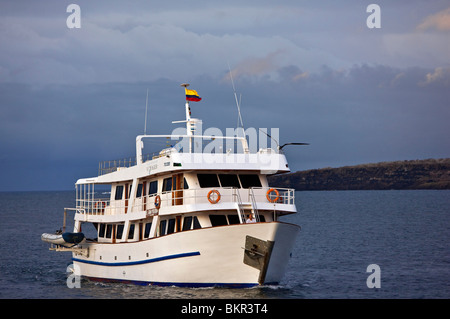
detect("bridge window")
(218, 174), (240, 188)
(163, 178), (172, 192)
(149, 180), (158, 195)
(239, 174), (262, 188)
(197, 174), (220, 188)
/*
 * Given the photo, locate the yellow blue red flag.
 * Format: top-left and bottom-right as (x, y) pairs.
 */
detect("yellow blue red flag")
(185, 89), (202, 102)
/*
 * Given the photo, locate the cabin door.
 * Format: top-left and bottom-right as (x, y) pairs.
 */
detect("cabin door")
(172, 174), (183, 206)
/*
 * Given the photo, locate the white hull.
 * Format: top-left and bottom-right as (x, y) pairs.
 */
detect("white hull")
(72, 222), (299, 287)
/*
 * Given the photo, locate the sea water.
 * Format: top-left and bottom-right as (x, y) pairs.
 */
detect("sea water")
(0, 190), (448, 299)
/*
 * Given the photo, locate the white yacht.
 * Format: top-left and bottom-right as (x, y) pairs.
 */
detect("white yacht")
(42, 84), (300, 287)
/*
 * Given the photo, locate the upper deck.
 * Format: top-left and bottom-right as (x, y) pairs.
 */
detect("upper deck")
(72, 87), (297, 227)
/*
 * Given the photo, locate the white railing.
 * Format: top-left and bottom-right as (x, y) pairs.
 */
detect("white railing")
(76, 187), (295, 216)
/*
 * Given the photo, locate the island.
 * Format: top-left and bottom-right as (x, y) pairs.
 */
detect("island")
(268, 158), (450, 191)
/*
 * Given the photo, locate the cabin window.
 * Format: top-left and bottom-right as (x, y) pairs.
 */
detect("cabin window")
(163, 178), (172, 192)
(128, 224), (135, 240)
(182, 216), (192, 231)
(136, 184), (143, 198)
(160, 220), (167, 236)
(116, 224), (124, 239)
(239, 174), (262, 188)
(184, 178), (189, 189)
(144, 222), (152, 238)
(105, 224), (112, 238)
(167, 218), (176, 234)
(197, 174), (220, 188)
(209, 215), (228, 227)
(99, 223), (106, 237)
(115, 185), (124, 200)
(259, 215), (266, 222)
(149, 181), (158, 195)
(219, 174), (240, 188)
(227, 214), (240, 225)
(193, 216), (201, 229)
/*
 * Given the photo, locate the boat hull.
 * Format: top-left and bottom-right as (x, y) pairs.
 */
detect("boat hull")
(71, 221), (300, 287)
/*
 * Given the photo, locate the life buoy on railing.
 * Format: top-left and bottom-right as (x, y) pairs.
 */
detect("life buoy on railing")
(94, 201), (106, 213)
(207, 189), (221, 204)
(266, 188), (280, 203)
(154, 195), (161, 209)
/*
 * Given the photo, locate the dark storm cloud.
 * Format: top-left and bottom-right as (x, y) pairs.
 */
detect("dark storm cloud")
(0, 1), (449, 190)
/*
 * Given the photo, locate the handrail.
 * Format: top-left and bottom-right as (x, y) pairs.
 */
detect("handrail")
(249, 187), (260, 222)
(233, 188), (246, 224)
(75, 187), (295, 216)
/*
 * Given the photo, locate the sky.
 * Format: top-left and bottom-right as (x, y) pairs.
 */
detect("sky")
(0, 0), (449, 191)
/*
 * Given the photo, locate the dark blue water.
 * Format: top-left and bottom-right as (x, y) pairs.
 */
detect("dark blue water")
(0, 190), (449, 299)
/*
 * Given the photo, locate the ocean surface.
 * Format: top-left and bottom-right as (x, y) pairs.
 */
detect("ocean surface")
(0, 190), (449, 299)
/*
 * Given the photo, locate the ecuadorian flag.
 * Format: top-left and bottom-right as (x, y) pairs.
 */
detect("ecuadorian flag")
(185, 89), (202, 102)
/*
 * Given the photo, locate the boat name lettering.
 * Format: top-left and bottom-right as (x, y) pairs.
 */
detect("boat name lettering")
(147, 164), (158, 173)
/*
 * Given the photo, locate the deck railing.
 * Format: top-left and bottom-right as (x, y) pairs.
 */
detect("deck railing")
(76, 187), (295, 216)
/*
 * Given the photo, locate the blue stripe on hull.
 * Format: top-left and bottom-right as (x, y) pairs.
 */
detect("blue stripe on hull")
(72, 251), (200, 267)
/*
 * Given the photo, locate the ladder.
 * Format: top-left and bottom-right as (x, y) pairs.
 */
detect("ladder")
(233, 188), (260, 223)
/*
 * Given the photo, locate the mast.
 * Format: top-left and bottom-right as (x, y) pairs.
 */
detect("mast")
(181, 83), (194, 153)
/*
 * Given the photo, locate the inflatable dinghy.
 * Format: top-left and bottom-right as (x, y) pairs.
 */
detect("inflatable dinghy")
(41, 232), (85, 247)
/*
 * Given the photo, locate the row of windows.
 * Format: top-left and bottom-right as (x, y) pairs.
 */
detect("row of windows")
(197, 174), (261, 189)
(114, 177), (189, 200)
(96, 213), (267, 241)
(96, 216), (202, 241)
(114, 174), (261, 200)
(209, 214), (266, 227)
(97, 222), (153, 240)
(159, 216), (201, 236)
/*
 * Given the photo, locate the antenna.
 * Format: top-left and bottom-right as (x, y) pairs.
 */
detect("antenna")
(227, 62), (244, 131)
(144, 88), (149, 135)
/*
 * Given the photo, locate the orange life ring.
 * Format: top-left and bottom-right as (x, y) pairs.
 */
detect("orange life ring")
(207, 189), (221, 204)
(154, 195), (161, 209)
(94, 201), (106, 212)
(266, 188), (280, 203)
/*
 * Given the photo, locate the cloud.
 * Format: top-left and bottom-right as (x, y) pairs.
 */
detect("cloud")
(224, 50), (283, 81)
(419, 67), (450, 87)
(417, 7), (450, 32)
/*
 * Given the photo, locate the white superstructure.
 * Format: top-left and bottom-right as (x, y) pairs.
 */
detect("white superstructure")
(42, 84), (300, 287)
